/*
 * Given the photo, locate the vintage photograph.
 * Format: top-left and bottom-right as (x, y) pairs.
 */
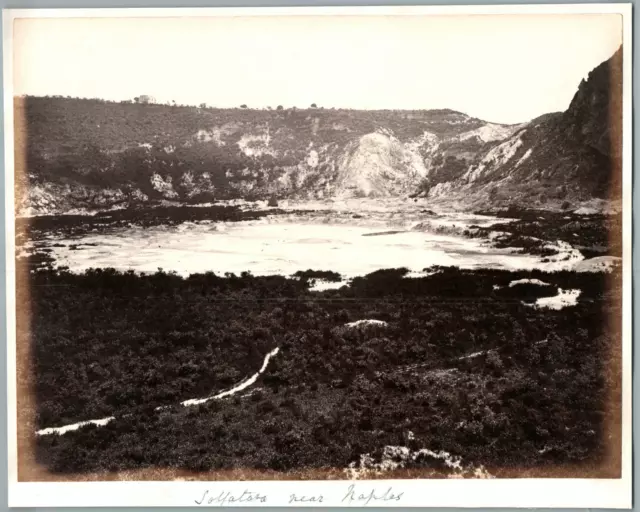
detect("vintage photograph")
(5, 5), (632, 507)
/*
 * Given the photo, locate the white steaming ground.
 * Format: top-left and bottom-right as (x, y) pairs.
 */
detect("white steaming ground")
(528, 288), (582, 310)
(39, 214), (584, 277)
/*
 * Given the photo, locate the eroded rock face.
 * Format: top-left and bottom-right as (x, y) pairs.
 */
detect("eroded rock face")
(334, 131), (428, 198)
(421, 48), (623, 210)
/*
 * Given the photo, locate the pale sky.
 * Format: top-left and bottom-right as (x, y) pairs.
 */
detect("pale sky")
(12, 13), (622, 124)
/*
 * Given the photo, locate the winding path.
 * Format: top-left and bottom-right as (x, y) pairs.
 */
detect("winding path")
(181, 347), (279, 407)
(36, 347), (280, 437)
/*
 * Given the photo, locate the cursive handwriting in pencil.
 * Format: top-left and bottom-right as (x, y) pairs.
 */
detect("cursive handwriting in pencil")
(194, 489), (267, 506)
(342, 484), (404, 506)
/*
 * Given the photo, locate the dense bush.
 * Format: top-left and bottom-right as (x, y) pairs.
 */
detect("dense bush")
(293, 270), (342, 282)
(24, 265), (621, 477)
(472, 208), (623, 257)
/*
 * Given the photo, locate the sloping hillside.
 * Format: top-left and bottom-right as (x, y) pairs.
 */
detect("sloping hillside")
(14, 48), (622, 215)
(13, 99), (520, 214)
(421, 48), (623, 210)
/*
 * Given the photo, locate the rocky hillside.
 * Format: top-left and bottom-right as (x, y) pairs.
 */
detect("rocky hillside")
(14, 48), (622, 215)
(420, 47), (623, 210)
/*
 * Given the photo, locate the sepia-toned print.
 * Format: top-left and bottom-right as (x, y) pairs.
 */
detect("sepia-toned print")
(5, 5), (632, 508)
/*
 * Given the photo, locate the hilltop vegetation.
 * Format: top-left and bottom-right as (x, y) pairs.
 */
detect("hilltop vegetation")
(16, 97), (484, 156)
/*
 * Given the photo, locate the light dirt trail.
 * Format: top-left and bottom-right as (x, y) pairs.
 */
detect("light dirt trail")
(36, 347), (280, 436)
(181, 347), (279, 407)
(36, 416), (115, 436)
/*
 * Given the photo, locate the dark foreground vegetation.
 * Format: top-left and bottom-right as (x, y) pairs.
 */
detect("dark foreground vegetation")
(16, 204), (288, 242)
(24, 265), (621, 477)
(471, 208), (622, 258)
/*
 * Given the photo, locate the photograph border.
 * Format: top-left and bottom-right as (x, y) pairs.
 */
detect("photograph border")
(3, 4), (633, 508)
